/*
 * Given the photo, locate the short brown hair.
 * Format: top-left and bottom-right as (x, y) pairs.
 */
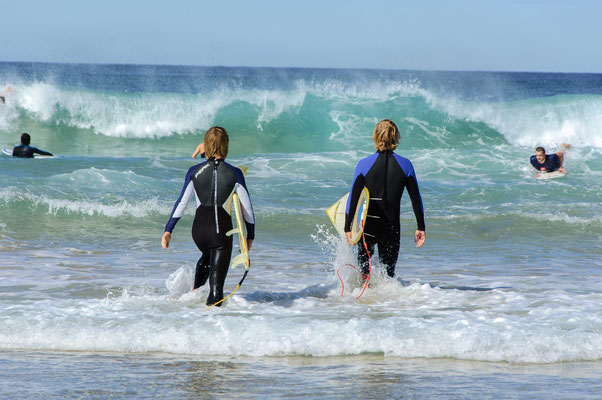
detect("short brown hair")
(204, 126), (229, 159)
(535, 146), (545, 154)
(372, 119), (400, 152)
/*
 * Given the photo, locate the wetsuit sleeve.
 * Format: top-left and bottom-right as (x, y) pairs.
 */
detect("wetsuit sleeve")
(164, 166), (196, 233)
(550, 154), (560, 170)
(404, 162), (426, 232)
(530, 155), (540, 170)
(344, 164), (365, 232)
(32, 147), (53, 156)
(234, 169), (255, 240)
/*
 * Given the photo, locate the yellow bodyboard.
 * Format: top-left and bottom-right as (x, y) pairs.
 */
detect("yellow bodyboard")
(326, 188), (369, 245)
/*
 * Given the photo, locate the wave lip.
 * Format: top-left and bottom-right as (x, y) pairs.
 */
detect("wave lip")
(3, 73), (602, 150)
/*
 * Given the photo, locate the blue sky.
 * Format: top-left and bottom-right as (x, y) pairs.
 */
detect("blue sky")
(1, 0), (600, 72)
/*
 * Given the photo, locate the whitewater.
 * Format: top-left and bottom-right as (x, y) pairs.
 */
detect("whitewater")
(0, 62), (600, 399)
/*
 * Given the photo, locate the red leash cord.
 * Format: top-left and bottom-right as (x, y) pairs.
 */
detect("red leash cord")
(336, 232), (371, 299)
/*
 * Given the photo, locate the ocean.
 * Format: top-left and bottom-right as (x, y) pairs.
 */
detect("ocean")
(0, 62), (600, 399)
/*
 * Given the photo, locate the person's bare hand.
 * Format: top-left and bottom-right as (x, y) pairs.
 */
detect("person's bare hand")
(415, 230), (426, 248)
(161, 232), (171, 249)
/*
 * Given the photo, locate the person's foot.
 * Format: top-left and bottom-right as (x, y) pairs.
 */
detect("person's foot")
(206, 293), (223, 307)
(560, 143), (571, 150)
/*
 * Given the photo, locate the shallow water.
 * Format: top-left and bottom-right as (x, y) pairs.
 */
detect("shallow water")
(0, 62), (600, 398)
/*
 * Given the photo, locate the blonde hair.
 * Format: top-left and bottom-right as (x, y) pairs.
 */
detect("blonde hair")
(372, 119), (400, 152)
(203, 126), (229, 159)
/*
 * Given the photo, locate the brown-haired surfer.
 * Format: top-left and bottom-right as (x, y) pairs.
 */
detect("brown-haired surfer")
(162, 126), (255, 306)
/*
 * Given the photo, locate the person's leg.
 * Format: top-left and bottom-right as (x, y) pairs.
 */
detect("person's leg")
(357, 236), (376, 277)
(193, 254), (210, 290)
(378, 227), (401, 277)
(556, 143), (570, 167)
(206, 241), (233, 306)
(378, 240), (401, 277)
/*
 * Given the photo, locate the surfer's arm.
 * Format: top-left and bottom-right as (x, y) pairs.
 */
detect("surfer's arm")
(192, 143), (205, 159)
(406, 171), (426, 248)
(32, 147), (53, 156)
(344, 172), (365, 232)
(164, 168), (196, 234)
(404, 164), (426, 232)
(406, 176), (425, 231)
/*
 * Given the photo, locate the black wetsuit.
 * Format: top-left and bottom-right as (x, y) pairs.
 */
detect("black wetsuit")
(12, 145), (53, 158)
(165, 158), (255, 306)
(345, 151), (425, 277)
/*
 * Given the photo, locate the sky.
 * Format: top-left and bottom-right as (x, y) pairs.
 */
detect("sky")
(1, 0), (601, 73)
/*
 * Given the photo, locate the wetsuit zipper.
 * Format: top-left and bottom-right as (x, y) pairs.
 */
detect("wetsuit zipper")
(213, 160), (220, 234)
(383, 151), (389, 213)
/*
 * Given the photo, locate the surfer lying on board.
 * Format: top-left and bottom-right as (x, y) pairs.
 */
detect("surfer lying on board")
(345, 119), (425, 278)
(12, 133), (53, 158)
(161, 126), (255, 306)
(530, 143), (570, 173)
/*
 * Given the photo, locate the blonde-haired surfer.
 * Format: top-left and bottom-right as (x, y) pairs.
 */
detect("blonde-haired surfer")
(345, 119), (425, 278)
(162, 126), (255, 306)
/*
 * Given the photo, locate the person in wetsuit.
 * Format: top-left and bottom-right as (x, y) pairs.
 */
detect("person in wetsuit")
(345, 119), (425, 278)
(530, 144), (570, 173)
(12, 133), (53, 157)
(161, 126), (255, 306)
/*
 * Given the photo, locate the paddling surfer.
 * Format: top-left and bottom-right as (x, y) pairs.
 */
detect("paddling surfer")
(530, 143), (570, 173)
(12, 133), (53, 158)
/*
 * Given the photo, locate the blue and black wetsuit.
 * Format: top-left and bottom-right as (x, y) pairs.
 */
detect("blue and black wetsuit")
(530, 154), (560, 172)
(12, 145), (53, 158)
(165, 158), (255, 306)
(345, 150), (425, 277)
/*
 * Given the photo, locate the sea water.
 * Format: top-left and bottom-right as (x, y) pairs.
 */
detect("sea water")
(0, 62), (600, 399)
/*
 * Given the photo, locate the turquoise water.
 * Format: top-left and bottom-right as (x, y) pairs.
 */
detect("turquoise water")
(0, 62), (601, 398)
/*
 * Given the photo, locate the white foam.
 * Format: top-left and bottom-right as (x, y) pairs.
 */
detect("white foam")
(0, 279), (600, 363)
(0, 188), (167, 218)
(7, 82), (308, 138)
(428, 94), (602, 148)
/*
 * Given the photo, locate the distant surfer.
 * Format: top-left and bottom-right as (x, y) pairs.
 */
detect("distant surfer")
(12, 133), (53, 157)
(345, 119), (425, 278)
(161, 126), (255, 307)
(530, 143), (570, 173)
(0, 86), (11, 104)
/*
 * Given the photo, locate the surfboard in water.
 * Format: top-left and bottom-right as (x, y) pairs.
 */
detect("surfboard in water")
(326, 188), (370, 245)
(536, 170), (566, 180)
